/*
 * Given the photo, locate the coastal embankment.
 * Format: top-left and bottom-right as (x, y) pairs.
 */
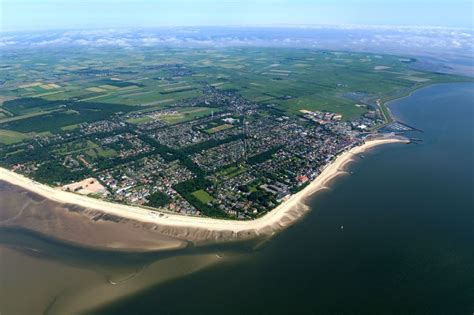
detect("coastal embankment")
(0, 138), (407, 251)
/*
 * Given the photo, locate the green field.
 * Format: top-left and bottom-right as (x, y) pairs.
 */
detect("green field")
(85, 147), (117, 159)
(61, 124), (80, 131)
(126, 116), (154, 124)
(279, 95), (365, 119)
(0, 98), (133, 133)
(160, 107), (217, 124)
(0, 129), (29, 145)
(0, 47), (470, 137)
(216, 165), (247, 179)
(54, 139), (98, 155)
(205, 123), (234, 134)
(191, 189), (215, 204)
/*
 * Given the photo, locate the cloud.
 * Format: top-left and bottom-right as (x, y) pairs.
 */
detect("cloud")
(0, 25), (472, 60)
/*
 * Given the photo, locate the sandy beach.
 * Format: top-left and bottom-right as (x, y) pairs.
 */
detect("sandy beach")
(0, 137), (407, 249)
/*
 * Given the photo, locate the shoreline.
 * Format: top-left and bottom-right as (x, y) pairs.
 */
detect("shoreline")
(378, 82), (473, 125)
(0, 137), (408, 249)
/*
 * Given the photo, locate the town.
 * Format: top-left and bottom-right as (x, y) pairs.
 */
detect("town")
(0, 85), (385, 219)
(0, 47), (456, 219)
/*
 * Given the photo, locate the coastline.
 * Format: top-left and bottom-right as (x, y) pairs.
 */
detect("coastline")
(378, 82), (474, 125)
(0, 137), (408, 250)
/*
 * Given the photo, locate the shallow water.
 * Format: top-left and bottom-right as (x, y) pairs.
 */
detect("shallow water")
(0, 83), (473, 314)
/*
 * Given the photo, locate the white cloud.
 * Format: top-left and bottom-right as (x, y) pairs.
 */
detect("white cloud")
(0, 25), (472, 61)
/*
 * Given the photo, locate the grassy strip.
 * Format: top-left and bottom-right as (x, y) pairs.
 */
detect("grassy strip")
(173, 178), (226, 218)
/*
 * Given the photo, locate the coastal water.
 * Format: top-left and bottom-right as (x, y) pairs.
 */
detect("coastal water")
(1, 83), (473, 314)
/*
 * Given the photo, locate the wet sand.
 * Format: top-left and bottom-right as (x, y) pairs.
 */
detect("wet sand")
(0, 242), (224, 315)
(0, 184), (188, 252)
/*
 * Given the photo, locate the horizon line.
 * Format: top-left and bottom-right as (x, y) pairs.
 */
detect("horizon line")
(2, 23), (473, 35)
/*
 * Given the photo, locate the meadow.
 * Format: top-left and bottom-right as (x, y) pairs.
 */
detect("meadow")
(0, 46), (469, 139)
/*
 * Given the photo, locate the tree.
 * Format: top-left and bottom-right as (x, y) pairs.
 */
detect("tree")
(146, 191), (171, 208)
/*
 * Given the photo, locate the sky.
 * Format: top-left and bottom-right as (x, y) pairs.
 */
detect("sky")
(1, 0), (473, 32)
